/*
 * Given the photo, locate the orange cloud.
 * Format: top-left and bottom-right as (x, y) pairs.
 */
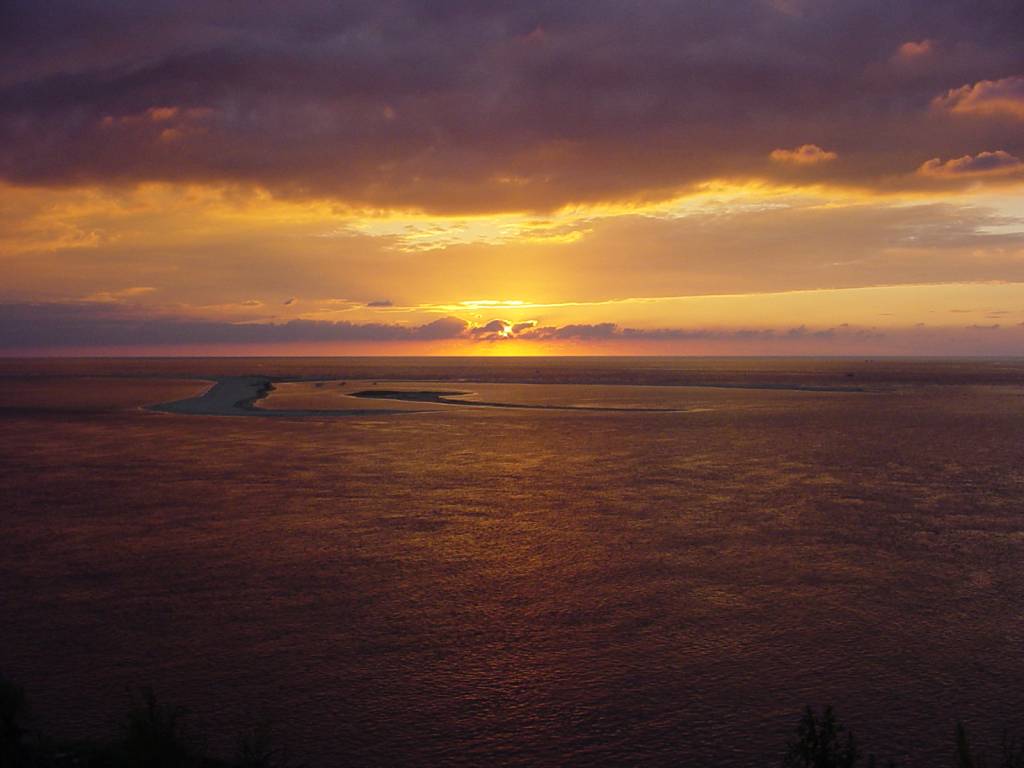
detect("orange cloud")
(82, 286), (157, 303)
(769, 144), (838, 164)
(933, 76), (1024, 120)
(100, 106), (211, 128)
(147, 107), (179, 122)
(896, 40), (934, 59)
(98, 106), (213, 147)
(917, 150), (1023, 178)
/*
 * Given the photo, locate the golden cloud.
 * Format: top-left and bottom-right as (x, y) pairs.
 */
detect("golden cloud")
(933, 76), (1024, 120)
(917, 150), (1023, 178)
(82, 286), (157, 303)
(769, 144), (838, 164)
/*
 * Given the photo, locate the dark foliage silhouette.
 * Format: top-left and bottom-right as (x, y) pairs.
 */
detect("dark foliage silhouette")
(0, 678), (309, 768)
(784, 705), (861, 768)
(119, 687), (203, 768)
(234, 722), (302, 768)
(955, 721), (1024, 768)
(0, 674), (30, 767)
(782, 705), (901, 768)
(4, 675), (1024, 767)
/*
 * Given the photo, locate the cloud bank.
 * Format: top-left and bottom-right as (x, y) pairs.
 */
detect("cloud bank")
(0, 303), (471, 349)
(6, 301), (1021, 355)
(2, 1), (1023, 210)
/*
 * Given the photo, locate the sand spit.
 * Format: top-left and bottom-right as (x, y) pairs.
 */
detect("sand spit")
(148, 376), (422, 418)
(149, 377), (269, 415)
(349, 390), (683, 412)
(148, 377), (687, 417)
(149, 375), (863, 418)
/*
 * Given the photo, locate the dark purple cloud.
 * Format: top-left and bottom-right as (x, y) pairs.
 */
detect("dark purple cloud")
(2, 1), (1023, 210)
(471, 319), (508, 334)
(0, 302), (471, 349)
(0, 302), (892, 351)
(515, 322), (885, 343)
(468, 319), (510, 340)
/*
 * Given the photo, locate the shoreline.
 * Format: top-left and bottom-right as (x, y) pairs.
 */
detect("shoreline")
(147, 377), (689, 416)
(348, 389), (684, 412)
(146, 374), (867, 418)
(147, 376), (426, 418)
(148, 376), (274, 416)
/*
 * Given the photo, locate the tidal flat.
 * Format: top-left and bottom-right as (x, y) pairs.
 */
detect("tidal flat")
(2, 357), (1023, 766)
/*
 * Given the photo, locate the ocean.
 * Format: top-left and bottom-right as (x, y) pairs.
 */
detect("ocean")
(2, 357), (1023, 765)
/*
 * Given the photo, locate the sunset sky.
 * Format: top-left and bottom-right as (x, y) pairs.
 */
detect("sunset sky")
(2, 0), (1023, 355)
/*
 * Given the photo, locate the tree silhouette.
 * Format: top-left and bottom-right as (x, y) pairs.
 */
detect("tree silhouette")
(784, 705), (861, 768)
(956, 722), (1024, 768)
(234, 722), (303, 768)
(119, 686), (201, 768)
(0, 673), (30, 767)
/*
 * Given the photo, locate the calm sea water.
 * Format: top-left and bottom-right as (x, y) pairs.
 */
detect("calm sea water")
(2, 357), (1024, 766)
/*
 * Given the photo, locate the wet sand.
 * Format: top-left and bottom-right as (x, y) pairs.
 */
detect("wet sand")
(148, 376), (262, 415)
(148, 376), (683, 416)
(4, 358), (1024, 767)
(148, 375), (857, 417)
(148, 376), (425, 418)
(348, 389), (683, 412)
